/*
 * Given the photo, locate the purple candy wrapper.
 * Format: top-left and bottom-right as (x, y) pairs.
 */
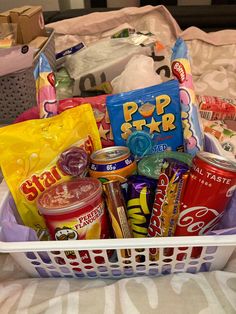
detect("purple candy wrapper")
(213, 190), (236, 231)
(207, 227), (236, 236)
(126, 175), (157, 237)
(57, 146), (89, 177)
(0, 195), (38, 242)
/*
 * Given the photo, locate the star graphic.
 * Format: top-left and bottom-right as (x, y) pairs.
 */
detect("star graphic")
(99, 124), (109, 140)
(105, 109), (110, 123)
(146, 118), (162, 134)
(109, 126), (114, 140)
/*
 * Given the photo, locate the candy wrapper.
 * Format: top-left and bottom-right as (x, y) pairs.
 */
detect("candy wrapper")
(215, 191), (236, 230)
(202, 119), (236, 161)
(126, 175), (157, 237)
(15, 94), (113, 147)
(59, 95), (113, 147)
(34, 53), (58, 118)
(148, 159), (189, 238)
(103, 181), (132, 239)
(0, 192), (39, 242)
(138, 151), (192, 179)
(147, 159), (189, 261)
(196, 95), (236, 121)
(55, 67), (74, 100)
(107, 80), (184, 158)
(171, 38), (204, 156)
(0, 105), (101, 239)
(57, 147), (89, 177)
(103, 181), (132, 258)
(14, 106), (39, 123)
(207, 227), (236, 236)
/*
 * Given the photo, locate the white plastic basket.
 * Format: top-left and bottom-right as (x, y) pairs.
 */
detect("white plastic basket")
(0, 180), (235, 279)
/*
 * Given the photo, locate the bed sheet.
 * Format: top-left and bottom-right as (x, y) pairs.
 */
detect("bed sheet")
(0, 251), (236, 313)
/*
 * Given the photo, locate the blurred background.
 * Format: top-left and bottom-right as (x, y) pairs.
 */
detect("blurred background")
(1, 0), (236, 11)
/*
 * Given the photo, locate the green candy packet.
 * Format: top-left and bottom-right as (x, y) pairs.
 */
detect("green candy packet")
(138, 151), (192, 179)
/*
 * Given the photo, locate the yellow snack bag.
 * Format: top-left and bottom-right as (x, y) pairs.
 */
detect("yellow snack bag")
(0, 104), (101, 239)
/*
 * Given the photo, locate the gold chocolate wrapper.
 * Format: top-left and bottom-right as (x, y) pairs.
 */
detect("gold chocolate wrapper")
(103, 180), (133, 258)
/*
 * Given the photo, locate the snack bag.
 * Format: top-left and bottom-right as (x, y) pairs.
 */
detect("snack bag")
(196, 95), (236, 121)
(202, 119), (236, 161)
(34, 53), (58, 118)
(0, 105), (101, 239)
(106, 80), (184, 158)
(171, 38), (204, 156)
(59, 95), (114, 147)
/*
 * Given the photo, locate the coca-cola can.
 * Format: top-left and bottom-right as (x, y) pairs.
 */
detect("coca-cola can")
(175, 151), (236, 236)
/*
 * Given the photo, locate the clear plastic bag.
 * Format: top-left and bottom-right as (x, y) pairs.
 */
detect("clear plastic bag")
(65, 38), (151, 96)
(111, 54), (162, 94)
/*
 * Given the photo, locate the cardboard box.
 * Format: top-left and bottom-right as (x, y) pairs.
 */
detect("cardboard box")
(29, 36), (48, 51)
(0, 10), (11, 24)
(10, 6), (46, 44)
(9, 6), (30, 44)
(19, 6), (46, 44)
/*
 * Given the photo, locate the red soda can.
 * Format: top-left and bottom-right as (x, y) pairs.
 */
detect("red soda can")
(175, 151), (236, 236)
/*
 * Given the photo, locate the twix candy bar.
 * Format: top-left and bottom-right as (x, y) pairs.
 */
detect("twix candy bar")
(126, 175), (157, 238)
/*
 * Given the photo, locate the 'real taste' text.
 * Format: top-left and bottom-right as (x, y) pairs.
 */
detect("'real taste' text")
(192, 164), (231, 185)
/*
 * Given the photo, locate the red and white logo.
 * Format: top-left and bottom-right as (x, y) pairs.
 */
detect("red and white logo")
(175, 205), (224, 236)
(172, 61), (186, 83)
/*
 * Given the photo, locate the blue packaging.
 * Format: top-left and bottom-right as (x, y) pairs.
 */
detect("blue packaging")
(56, 42), (85, 60)
(107, 80), (184, 157)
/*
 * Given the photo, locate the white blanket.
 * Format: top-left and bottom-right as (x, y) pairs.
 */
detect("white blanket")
(1, 5), (236, 313)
